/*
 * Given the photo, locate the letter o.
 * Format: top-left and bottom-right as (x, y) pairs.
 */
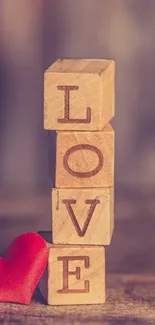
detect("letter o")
(63, 144), (104, 178)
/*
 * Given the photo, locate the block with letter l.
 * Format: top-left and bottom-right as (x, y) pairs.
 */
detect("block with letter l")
(38, 244), (105, 305)
(44, 59), (115, 131)
(52, 187), (114, 245)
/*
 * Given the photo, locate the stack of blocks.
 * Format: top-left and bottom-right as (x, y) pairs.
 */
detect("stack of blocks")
(39, 59), (115, 305)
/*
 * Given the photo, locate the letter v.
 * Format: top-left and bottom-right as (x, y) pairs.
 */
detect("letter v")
(62, 199), (100, 237)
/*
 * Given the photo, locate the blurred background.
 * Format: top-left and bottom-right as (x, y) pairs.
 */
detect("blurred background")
(0, 0), (155, 274)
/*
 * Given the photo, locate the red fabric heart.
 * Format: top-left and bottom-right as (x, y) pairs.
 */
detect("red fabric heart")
(0, 232), (48, 305)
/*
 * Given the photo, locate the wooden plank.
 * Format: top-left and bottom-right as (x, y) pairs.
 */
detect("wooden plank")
(52, 187), (114, 245)
(44, 59), (115, 131)
(55, 123), (114, 188)
(39, 244), (105, 305)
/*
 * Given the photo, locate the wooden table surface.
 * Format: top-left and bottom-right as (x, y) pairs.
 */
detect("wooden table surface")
(0, 186), (155, 324)
(0, 274), (155, 324)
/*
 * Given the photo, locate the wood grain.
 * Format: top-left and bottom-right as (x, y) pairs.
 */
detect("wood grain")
(55, 123), (114, 188)
(39, 244), (105, 305)
(44, 59), (115, 131)
(52, 187), (114, 245)
(2, 274), (155, 324)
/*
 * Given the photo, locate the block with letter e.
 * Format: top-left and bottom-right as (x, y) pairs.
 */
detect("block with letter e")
(55, 123), (114, 188)
(44, 59), (115, 131)
(38, 244), (105, 305)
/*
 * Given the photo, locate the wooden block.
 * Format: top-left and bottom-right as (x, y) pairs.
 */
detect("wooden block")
(44, 59), (115, 131)
(55, 123), (114, 188)
(52, 187), (114, 245)
(39, 244), (105, 305)
(47, 131), (56, 187)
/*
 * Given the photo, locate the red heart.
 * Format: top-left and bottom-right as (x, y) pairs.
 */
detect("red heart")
(0, 232), (48, 305)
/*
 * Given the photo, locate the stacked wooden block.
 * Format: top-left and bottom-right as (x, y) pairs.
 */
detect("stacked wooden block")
(39, 59), (115, 305)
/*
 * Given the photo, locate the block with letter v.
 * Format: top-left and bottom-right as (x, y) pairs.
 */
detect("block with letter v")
(52, 187), (114, 245)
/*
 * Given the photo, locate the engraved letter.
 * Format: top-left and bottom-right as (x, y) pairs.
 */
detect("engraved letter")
(57, 256), (90, 294)
(57, 85), (91, 124)
(62, 199), (100, 237)
(63, 144), (104, 178)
